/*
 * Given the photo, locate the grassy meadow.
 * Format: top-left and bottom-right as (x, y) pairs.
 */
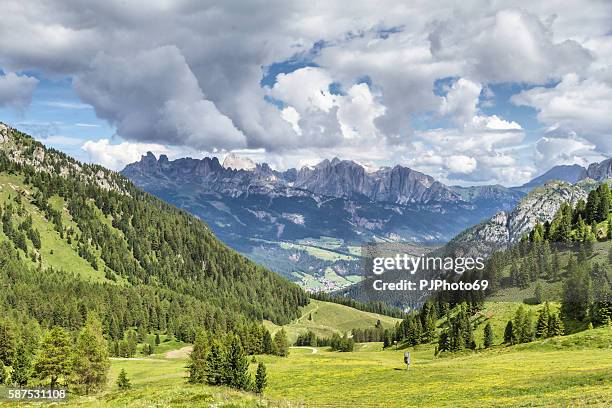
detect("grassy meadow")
(3, 326), (609, 407)
(2, 298), (609, 408)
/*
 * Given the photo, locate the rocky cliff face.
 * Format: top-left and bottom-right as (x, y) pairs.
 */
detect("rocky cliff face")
(450, 180), (591, 254)
(125, 154), (476, 205)
(587, 158), (612, 181)
(293, 158), (459, 204)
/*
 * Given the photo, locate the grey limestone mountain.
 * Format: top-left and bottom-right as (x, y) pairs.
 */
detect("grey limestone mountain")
(122, 153), (524, 290)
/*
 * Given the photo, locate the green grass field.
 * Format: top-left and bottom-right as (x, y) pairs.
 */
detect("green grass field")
(6, 326), (608, 407)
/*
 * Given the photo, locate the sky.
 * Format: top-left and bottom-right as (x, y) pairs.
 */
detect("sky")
(0, 0), (611, 186)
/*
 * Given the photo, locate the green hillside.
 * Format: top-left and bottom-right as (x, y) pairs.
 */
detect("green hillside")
(264, 299), (401, 344)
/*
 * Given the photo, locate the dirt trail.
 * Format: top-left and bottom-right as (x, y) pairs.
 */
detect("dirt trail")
(290, 346), (318, 354)
(165, 346), (193, 359)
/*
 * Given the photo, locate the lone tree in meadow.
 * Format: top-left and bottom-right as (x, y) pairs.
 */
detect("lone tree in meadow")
(254, 362), (267, 394)
(33, 326), (72, 389)
(483, 322), (494, 349)
(71, 315), (111, 394)
(116, 369), (131, 390)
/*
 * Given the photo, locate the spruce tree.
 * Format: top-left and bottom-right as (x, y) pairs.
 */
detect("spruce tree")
(0, 362), (6, 385)
(438, 331), (450, 352)
(225, 335), (250, 390)
(204, 339), (225, 386)
(548, 314), (564, 337)
(254, 362), (267, 394)
(33, 326), (72, 389)
(71, 315), (111, 394)
(534, 282), (543, 304)
(188, 330), (208, 384)
(11, 343), (31, 386)
(561, 259), (592, 321)
(273, 329), (289, 357)
(535, 304), (550, 338)
(597, 184), (610, 221)
(261, 330), (274, 355)
(116, 368), (131, 390)
(483, 322), (494, 348)
(503, 321), (513, 344)
(0, 319), (16, 367)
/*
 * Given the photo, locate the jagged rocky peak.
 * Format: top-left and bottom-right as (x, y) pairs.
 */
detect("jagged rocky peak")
(222, 153), (256, 171)
(587, 158), (612, 181)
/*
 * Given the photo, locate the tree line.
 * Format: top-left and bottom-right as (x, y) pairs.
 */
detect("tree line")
(187, 328), (288, 393)
(0, 315), (109, 394)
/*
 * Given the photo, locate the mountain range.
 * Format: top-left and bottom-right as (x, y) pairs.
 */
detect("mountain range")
(116, 153), (543, 289)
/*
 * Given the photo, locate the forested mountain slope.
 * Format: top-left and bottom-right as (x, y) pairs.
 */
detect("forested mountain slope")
(0, 123), (308, 342)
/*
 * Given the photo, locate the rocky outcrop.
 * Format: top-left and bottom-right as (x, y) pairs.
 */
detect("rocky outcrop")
(450, 180), (590, 253)
(0, 123), (9, 144)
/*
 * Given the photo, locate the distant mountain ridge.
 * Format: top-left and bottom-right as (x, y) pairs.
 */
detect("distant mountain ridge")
(520, 164), (587, 190)
(519, 158), (612, 190)
(122, 153), (525, 290)
(124, 153), (524, 206)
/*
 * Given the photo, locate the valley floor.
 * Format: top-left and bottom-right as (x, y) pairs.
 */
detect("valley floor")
(4, 327), (610, 408)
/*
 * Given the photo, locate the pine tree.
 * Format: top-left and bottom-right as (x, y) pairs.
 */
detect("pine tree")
(548, 314), (564, 337)
(597, 184), (610, 221)
(116, 369), (131, 390)
(254, 362), (267, 394)
(534, 282), (543, 304)
(261, 330), (274, 355)
(225, 335), (250, 390)
(188, 330), (208, 384)
(273, 329), (289, 357)
(503, 321), (513, 344)
(561, 259), (592, 321)
(0, 362), (6, 385)
(33, 326), (72, 389)
(483, 322), (494, 348)
(204, 339), (225, 386)
(535, 304), (550, 338)
(11, 343), (31, 386)
(71, 315), (111, 394)
(438, 331), (450, 352)
(0, 319), (16, 367)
